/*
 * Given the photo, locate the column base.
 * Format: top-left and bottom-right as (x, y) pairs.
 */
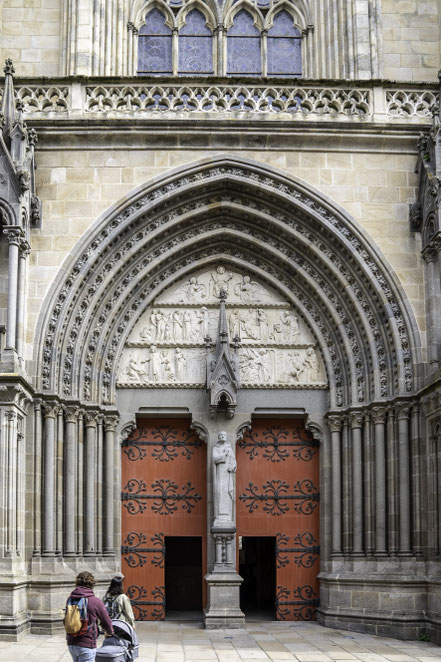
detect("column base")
(204, 570), (245, 629)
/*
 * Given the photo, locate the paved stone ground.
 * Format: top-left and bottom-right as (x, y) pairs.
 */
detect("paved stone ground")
(1, 620), (441, 662)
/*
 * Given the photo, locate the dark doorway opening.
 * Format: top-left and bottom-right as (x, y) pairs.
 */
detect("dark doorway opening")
(239, 536), (276, 617)
(165, 536), (202, 613)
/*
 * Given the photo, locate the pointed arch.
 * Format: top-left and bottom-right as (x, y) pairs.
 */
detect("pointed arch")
(34, 156), (422, 412)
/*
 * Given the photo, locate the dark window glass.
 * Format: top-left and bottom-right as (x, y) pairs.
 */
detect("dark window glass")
(267, 10), (302, 76)
(138, 8), (173, 75)
(179, 9), (213, 74)
(227, 10), (261, 75)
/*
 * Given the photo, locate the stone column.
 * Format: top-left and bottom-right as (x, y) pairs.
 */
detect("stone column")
(5, 411), (17, 556)
(84, 413), (97, 555)
(217, 25), (225, 75)
(42, 404), (57, 556)
(410, 404), (422, 556)
(96, 416), (103, 555)
(372, 406), (387, 556)
(33, 400), (43, 556)
(387, 408), (398, 555)
(397, 404), (411, 556)
(64, 407), (78, 556)
(261, 30), (268, 76)
(341, 416), (351, 555)
(172, 28), (178, 76)
(56, 406), (64, 555)
(77, 410), (84, 554)
(363, 413), (374, 556)
(350, 412), (364, 556)
(422, 245), (439, 370)
(104, 416), (118, 556)
(16, 241), (30, 362)
(328, 415), (343, 556)
(4, 227), (22, 351)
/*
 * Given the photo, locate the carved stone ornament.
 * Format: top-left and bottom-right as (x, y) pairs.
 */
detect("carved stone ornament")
(116, 266), (327, 390)
(37, 159), (415, 409)
(212, 430), (236, 528)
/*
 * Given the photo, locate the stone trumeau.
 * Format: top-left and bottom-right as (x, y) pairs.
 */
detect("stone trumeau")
(1, 0), (441, 645)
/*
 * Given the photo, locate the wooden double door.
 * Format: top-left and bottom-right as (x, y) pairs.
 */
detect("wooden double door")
(121, 417), (319, 620)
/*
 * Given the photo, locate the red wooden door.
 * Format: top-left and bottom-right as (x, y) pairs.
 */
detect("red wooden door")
(121, 419), (206, 620)
(236, 418), (320, 620)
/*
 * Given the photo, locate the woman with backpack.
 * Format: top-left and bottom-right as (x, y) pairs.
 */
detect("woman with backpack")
(104, 573), (136, 628)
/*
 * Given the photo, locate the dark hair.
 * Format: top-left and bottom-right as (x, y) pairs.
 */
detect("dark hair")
(105, 577), (124, 601)
(76, 571), (96, 588)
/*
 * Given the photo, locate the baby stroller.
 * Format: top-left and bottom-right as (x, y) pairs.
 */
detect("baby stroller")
(96, 619), (139, 662)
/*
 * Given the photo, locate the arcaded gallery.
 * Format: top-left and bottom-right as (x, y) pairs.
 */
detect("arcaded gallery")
(1, 0), (441, 644)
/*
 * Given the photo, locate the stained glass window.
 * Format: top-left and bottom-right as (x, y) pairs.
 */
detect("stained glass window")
(267, 10), (302, 76)
(179, 9), (214, 74)
(227, 10), (261, 76)
(138, 8), (173, 75)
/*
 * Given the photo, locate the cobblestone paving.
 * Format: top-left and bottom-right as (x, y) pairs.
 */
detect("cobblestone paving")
(1, 620), (441, 662)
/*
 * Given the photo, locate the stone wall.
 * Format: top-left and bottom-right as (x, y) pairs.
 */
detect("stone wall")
(0, 0), (61, 77)
(381, 0), (440, 82)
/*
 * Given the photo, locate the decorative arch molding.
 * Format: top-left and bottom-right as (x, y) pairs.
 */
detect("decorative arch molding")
(34, 156), (421, 410)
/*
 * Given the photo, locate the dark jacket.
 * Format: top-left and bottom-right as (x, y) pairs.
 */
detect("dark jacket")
(66, 586), (114, 649)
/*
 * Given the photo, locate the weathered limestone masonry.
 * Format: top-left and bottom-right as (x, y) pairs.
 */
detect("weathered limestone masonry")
(1, 0), (441, 645)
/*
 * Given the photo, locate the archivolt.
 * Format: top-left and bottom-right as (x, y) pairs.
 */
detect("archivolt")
(35, 156), (421, 408)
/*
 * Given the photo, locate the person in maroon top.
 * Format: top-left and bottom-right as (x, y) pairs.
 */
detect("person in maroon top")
(66, 571), (114, 662)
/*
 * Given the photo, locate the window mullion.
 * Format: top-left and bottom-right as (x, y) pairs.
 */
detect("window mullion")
(262, 30), (268, 77)
(172, 28), (178, 76)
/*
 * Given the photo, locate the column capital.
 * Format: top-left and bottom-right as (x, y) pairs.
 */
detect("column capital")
(19, 240), (31, 257)
(396, 403), (411, 420)
(84, 412), (98, 428)
(104, 415), (119, 433)
(3, 226), (24, 246)
(422, 243), (438, 263)
(349, 411), (364, 429)
(371, 406), (387, 424)
(41, 401), (59, 418)
(327, 414), (343, 433)
(65, 406), (80, 424)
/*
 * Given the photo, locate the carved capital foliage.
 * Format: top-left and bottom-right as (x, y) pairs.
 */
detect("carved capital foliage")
(3, 226), (24, 246)
(65, 406), (80, 424)
(190, 421), (208, 443)
(104, 415), (119, 433)
(84, 412), (98, 428)
(236, 422), (251, 443)
(0, 383), (32, 411)
(121, 420), (137, 443)
(371, 406), (387, 425)
(327, 415), (343, 434)
(349, 411), (364, 429)
(41, 400), (59, 418)
(395, 403), (411, 420)
(305, 418), (323, 443)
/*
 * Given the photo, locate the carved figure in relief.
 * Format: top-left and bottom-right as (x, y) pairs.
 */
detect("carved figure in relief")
(240, 310), (258, 340)
(161, 351), (175, 381)
(140, 325), (152, 341)
(234, 275), (262, 302)
(151, 310), (166, 341)
(280, 310), (300, 343)
(172, 310), (183, 341)
(303, 347), (319, 382)
(174, 348), (186, 380)
(195, 306), (210, 340)
(213, 430), (236, 526)
(210, 266), (233, 298)
(181, 276), (206, 302)
(256, 308), (269, 342)
(164, 321), (172, 342)
(147, 345), (162, 382)
(127, 357), (146, 381)
(182, 311), (192, 341)
(229, 309), (240, 339)
(287, 351), (305, 383)
(253, 348), (272, 382)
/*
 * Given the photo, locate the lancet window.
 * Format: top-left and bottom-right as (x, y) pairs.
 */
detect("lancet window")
(135, 3), (305, 77)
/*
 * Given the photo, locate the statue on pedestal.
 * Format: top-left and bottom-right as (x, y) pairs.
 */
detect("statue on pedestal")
(212, 430), (236, 528)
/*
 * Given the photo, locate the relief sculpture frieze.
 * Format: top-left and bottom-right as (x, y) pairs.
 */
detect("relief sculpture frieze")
(116, 266), (328, 389)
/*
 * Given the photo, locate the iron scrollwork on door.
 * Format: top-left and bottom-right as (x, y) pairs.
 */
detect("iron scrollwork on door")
(122, 532), (165, 568)
(276, 532), (320, 568)
(122, 478), (202, 514)
(127, 585), (165, 620)
(239, 479), (319, 515)
(239, 426), (318, 462)
(276, 585), (319, 621)
(122, 425), (202, 462)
